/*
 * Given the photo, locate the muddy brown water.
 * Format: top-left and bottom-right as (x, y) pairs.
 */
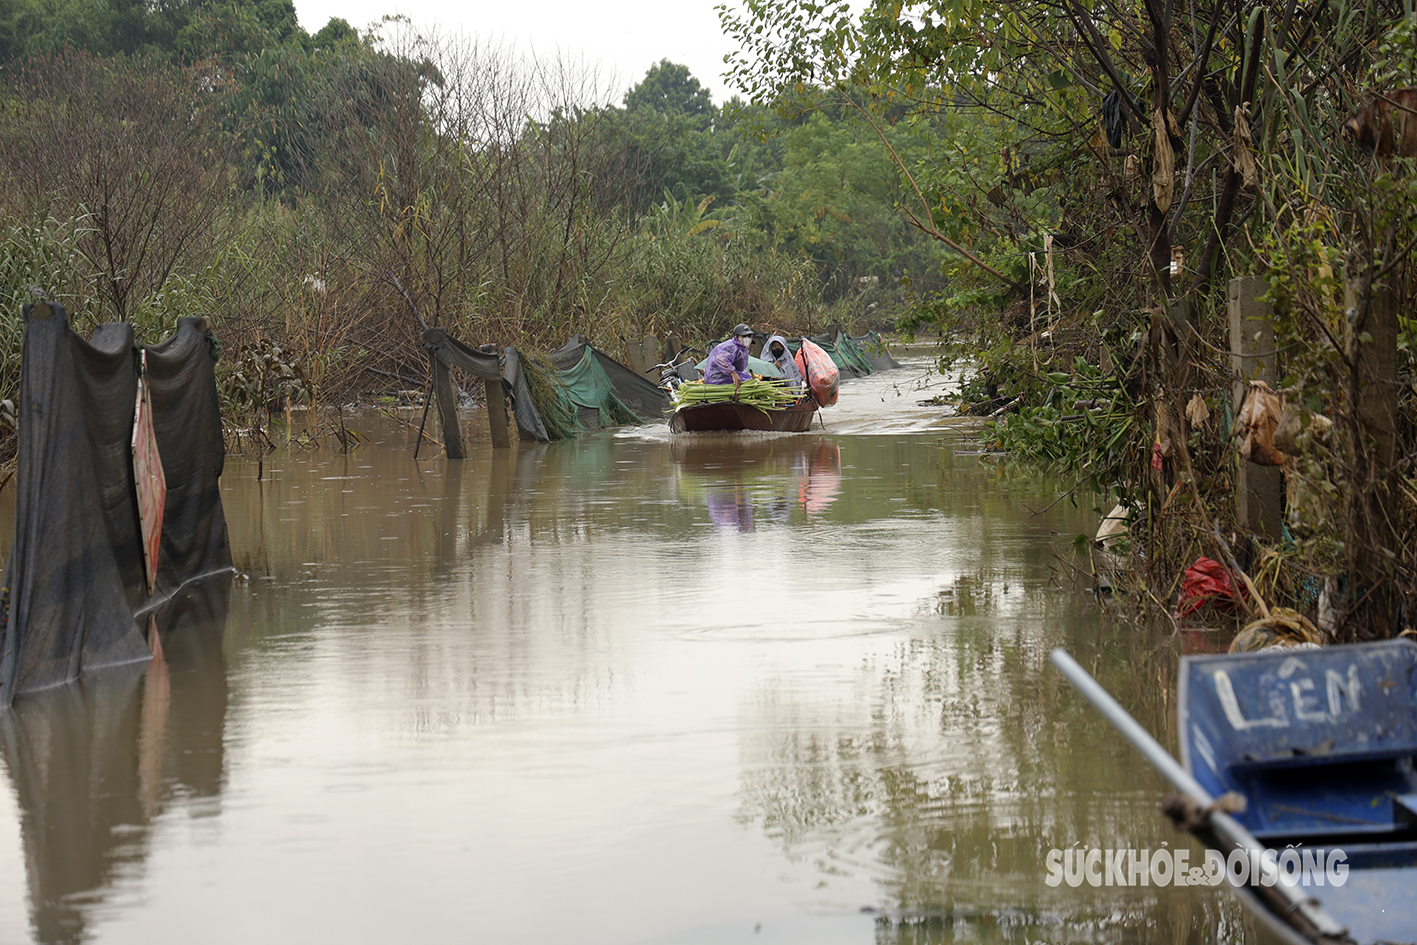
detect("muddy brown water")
(0, 355), (1254, 943)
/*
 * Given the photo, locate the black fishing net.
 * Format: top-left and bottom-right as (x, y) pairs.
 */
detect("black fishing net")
(0, 571), (230, 943)
(0, 303), (233, 704)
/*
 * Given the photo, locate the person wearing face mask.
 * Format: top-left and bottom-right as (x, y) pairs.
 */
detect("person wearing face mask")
(702, 323), (756, 394)
(761, 333), (803, 388)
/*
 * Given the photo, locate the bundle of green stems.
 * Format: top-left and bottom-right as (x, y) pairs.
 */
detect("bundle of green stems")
(672, 378), (801, 411)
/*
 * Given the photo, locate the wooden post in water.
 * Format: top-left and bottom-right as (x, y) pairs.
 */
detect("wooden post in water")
(485, 375), (510, 449)
(1228, 275), (1281, 540)
(430, 351), (466, 460)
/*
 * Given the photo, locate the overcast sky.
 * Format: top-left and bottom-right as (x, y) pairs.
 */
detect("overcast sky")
(293, 0), (744, 106)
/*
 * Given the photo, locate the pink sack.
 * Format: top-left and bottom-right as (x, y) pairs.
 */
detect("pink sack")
(794, 339), (839, 407)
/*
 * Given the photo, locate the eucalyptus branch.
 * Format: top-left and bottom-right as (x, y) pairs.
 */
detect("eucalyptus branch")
(847, 92), (1012, 283)
(1169, 151), (1220, 241)
(1377, 230), (1417, 279)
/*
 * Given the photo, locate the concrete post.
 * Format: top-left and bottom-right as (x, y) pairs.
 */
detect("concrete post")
(1228, 275), (1281, 540)
(1341, 271), (1400, 638)
(626, 335), (659, 378)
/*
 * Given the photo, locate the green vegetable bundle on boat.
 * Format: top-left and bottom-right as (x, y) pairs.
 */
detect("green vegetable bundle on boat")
(671, 379), (802, 412)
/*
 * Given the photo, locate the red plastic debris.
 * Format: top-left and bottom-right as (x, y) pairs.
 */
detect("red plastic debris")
(1175, 557), (1245, 619)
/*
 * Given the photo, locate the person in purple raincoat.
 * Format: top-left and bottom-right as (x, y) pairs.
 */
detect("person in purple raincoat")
(702, 323), (755, 392)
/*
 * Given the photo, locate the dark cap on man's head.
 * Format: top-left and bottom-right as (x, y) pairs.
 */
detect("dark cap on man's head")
(732, 323), (754, 337)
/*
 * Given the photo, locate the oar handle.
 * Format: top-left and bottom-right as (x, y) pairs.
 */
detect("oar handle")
(1049, 648), (1349, 942)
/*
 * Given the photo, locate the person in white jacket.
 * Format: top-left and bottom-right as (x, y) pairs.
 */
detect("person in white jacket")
(761, 334), (803, 388)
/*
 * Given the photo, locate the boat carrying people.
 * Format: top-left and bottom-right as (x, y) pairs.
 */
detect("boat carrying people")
(665, 332), (851, 434)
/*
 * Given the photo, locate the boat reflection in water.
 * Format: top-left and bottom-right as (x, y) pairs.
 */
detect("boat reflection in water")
(0, 574), (231, 945)
(672, 436), (842, 532)
(795, 439), (842, 514)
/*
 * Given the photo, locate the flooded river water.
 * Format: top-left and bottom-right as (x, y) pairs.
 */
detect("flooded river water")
(0, 354), (1253, 943)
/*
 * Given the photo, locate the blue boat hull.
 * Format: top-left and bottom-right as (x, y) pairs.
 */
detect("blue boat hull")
(1180, 640), (1417, 943)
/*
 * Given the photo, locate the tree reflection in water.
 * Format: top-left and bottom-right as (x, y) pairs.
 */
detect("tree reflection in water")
(735, 613), (1250, 942)
(0, 414), (1264, 943)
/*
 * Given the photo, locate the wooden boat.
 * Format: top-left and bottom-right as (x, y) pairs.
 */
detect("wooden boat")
(1178, 640), (1417, 943)
(1055, 641), (1417, 945)
(667, 398), (818, 434)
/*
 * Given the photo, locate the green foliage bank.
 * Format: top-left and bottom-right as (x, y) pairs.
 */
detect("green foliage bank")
(0, 6), (948, 448)
(722, 0), (1417, 640)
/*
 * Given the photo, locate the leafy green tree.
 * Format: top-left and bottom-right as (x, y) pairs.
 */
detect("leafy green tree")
(722, 0), (1417, 638)
(220, 31), (381, 197)
(624, 59), (714, 126)
(759, 111), (946, 298)
(175, 0), (301, 63)
(0, 0), (127, 58)
(310, 16), (358, 50)
(606, 61), (732, 212)
(0, 0), (339, 62)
